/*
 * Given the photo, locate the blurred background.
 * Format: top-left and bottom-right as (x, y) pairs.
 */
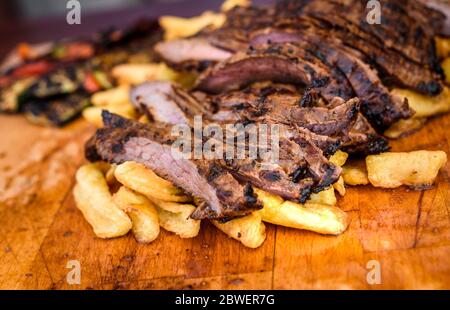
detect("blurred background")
(0, 0), (270, 57)
(0, 0), (193, 20)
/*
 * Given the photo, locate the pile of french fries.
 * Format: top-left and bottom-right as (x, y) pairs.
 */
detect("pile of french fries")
(74, 0), (449, 248)
(74, 153), (351, 248)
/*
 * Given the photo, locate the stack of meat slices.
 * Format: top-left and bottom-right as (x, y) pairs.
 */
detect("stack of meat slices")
(85, 0), (449, 221)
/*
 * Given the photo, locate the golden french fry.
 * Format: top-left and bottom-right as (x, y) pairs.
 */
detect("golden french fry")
(105, 164), (117, 186)
(113, 187), (160, 243)
(221, 0), (251, 11)
(160, 12), (226, 41)
(114, 161), (191, 202)
(366, 151), (447, 189)
(212, 212), (266, 248)
(82, 104), (136, 127)
(328, 150), (348, 196)
(436, 37), (450, 59)
(384, 118), (426, 139)
(91, 85), (130, 107)
(73, 164), (132, 238)
(333, 176), (346, 196)
(309, 186), (337, 206)
(342, 160), (369, 186)
(391, 87), (450, 118)
(255, 189), (348, 235)
(112, 63), (179, 85)
(329, 150), (349, 167)
(155, 203), (200, 238)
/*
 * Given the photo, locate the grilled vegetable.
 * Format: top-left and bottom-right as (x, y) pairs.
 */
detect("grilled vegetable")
(23, 91), (90, 126)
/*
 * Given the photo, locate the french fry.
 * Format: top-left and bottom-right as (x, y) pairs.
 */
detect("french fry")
(333, 176), (346, 196)
(73, 164), (132, 238)
(160, 12), (226, 41)
(329, 150), (348, 196)
(384, 118), (426, 139)
(255, 189), (348, 235)
(114, 161), (191, 203)
(366, 151), (447, 189)
(113, 187), (160, 243)
(391, 87), (450, 118)
(105, 164), (117, 186)
(91, 85), (130, 107)
(329, 150), (349, 167)
(212, 212), (266, 248)
(82, 104), (136, 127)
(221, 0), (251, 11)
(154, 202), (200, 238)
(112, 63), (179, 85)
(309, 186), (337, 206)
(342, 160), (369, 186)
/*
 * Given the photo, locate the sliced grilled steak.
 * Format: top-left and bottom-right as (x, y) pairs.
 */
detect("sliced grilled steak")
(85, 111), (262, 220)
(274, 1), (444, 95)
(197, 40), (412, 131)
(296, 0), (439, 68)
(134, 81), (385, 155)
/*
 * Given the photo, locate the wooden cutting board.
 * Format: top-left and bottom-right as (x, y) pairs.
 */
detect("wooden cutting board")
(0, 113), (449, 290)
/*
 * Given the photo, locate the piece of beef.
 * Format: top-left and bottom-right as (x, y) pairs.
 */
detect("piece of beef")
(195, 43), (332, 94)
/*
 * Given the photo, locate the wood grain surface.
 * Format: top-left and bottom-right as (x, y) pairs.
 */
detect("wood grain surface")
(0, 113), (449, 290)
